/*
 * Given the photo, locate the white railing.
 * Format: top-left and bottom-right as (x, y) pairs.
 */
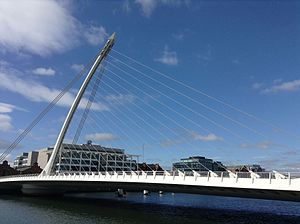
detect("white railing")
(0, 171), (299, 181)
(0, 173), (39, 179)
(43, 171), (299, 180)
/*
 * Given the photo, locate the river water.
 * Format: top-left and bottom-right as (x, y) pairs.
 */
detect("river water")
(0, 192), (299, 224)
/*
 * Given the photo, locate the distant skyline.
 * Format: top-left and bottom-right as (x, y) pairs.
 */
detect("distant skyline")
(0, 0), (300, 170)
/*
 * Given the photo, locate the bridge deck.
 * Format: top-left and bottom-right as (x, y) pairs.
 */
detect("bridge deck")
(0, 171), (300, 201)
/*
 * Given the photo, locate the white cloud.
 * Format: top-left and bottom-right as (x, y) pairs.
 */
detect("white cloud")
(155, 46), (178, 65)
(85, 132), (119, 142)
(240, 141), (273, 150)
(0, 1), (110, 56)
(122, 0), (131, 13)
(252, 82), (264, 90)
(160, 138), (183, 147)
(191, 132), (223, 142)
(0, 114), (13, 132)
(0, 0), (79, 56)
(0, 103), (14, 114)
(172, 33), (184, 41)
(105, 94), (136, 105)
(0, 65), (109, 111)
(0, 102), (26, 113)
(273, 78), (282, 84)
(135, 0), (157, 17)
(84, 25), (108, 46)
(160, 131), (222, 147)
(71, 64), (85, 73)
(0, 102), (26, 132)
(261, 79), (300, 94)
(32, 67), (56, 76)
(0, 60), (9, 67)
(135, 0), (189, 17)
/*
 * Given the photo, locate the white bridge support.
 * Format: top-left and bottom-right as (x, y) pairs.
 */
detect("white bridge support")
(0, 171), (300, 201)
(42, 33), (116, 175)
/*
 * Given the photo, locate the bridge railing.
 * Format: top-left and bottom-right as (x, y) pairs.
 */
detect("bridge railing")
(1, 171), (300, 180)
(0, 173), (39, 179)
(291, 172), (300, 178)
(43, 171), (300, 179)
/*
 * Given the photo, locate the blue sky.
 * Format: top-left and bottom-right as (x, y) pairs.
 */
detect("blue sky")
(0, 0), (300, 170)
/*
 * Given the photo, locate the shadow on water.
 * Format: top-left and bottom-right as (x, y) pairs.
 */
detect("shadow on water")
(0, 193), (299, 224)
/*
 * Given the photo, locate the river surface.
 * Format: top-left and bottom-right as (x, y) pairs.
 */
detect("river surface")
(0, 192), (300, 224)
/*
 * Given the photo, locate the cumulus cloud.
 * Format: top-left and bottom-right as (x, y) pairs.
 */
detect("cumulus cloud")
(261, 79), (300, 94)
(252, 82), (264, 90)
(160, 138), (184, 147)
(240, 141), (274, 150)
(0, 114), (13, 132)
(0, 102), (26, 113)
(191, 132), (223, 142)
(0, 102), (26, 132)
(256, 158), (300, 171)
(122, 0), (131, 13)
(135, 0), (157, 17)
(0, 60), (9, 67)
(0, 0), (79, 56)
(84, 25), (108, 46)
(160, 130), (223, 147)
(105, 94), (136, 106)
(0, 103), (14, 114)
(71, 64), (85, 73)
(272, 79), (282, 84)
(0, 65), (109, 111)
(155, 46), (178, 65)
(0, 1), (110, 56)
(135, 0), (189, 17)
(85, 132), (119, 142)
(32, 67), (56, 76)
(172, 33), (184, 41)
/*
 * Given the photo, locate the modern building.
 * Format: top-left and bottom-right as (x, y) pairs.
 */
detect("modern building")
(18, 142), (139, 173)
(172, 156), (226, 172)
(55, 142), (138, 172)
(226, 164), (265, 172)
(138, 163), (163, 171)
(13, 151), (39, 169)
(37, 147), (53, 169)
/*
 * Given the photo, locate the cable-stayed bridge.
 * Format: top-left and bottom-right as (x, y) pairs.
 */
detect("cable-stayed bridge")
(0, 33), (300, 201)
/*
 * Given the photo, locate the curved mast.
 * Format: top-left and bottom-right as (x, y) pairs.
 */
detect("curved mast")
(42, 33), (116, 175)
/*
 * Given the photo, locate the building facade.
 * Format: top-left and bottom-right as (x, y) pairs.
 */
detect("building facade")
(226, 164), (265, 172)
(172, 156), (226, 172)
(37, 147), (53, 169)
(55, 143), (137, 172)
(17, 142), (139, 173)
(13, 151), (39, 169)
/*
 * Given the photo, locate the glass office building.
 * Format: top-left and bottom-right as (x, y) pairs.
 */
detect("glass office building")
(172, 156), (226, 172)
(55, 143), (138, 172)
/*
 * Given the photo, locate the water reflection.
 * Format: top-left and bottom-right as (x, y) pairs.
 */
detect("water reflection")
(0, 193), (299, 224)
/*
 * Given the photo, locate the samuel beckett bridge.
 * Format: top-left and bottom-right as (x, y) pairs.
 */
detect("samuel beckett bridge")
(0, 33), (300, 201)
